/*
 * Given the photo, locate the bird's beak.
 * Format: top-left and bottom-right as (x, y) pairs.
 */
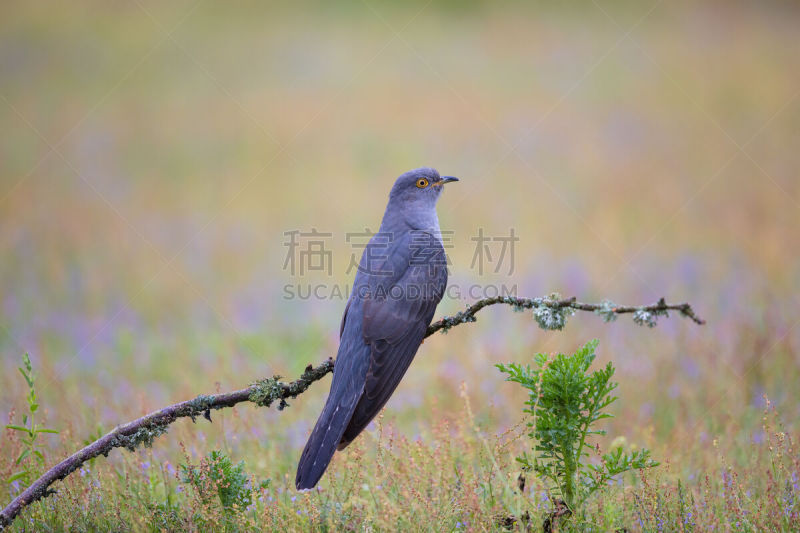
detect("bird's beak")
(439, 176), (459, 185)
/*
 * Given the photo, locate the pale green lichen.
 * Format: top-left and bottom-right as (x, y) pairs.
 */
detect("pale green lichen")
(187, 394), (214, 411)
(633, 300), (669, 328)
(249, 377), (288, 410)
(533, 305), (573, 331)
(595, 300), (618, 323)
(438, 307), (478, 334)
(110, 425), (169, 453)
(503, 295), (531, 312)
(532, 294), (575, 331)
(633, 309), (656, 327)
(186, 394), (215, 422)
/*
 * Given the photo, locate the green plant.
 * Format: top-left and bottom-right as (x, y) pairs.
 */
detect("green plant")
(180, 450), (269, 513)
(5, 353), (59, 485)
(496, 340), (658, 516)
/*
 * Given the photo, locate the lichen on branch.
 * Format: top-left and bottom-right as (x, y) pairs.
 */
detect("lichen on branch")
(427, 294), (704, 335)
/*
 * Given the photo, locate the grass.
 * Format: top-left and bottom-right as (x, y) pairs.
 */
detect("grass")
(2, 1), (799, 530)
(2, 372), (797, 531)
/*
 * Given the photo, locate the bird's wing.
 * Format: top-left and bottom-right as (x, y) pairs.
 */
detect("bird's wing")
(339, 296), (352, 338)
(338, 230), (447, 447)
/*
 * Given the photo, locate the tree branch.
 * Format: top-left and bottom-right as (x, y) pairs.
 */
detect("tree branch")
(427, 295), (705, 335)
(0, 295), (703, 529)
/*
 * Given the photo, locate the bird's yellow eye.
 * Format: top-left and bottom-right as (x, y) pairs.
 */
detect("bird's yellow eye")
(416, 178), (429, 188)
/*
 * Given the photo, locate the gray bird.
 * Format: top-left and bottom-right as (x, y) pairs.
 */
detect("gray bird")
(295, 167), (458, 489)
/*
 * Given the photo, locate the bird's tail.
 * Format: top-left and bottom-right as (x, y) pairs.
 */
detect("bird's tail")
(295, 386), (359, 489)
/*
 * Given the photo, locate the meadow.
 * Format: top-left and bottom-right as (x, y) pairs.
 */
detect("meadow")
(1, 1), (799, 531)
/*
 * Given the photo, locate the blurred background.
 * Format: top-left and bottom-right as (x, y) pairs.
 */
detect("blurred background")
(1, 0), (799, 514)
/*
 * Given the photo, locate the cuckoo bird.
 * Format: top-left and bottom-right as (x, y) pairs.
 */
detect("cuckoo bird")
(295, 167), (458, 489)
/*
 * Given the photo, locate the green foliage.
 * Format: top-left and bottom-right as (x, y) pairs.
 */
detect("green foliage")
(180, 450), (269, 513)
(496, 340), (658, 515)
(5, 353), (59, 486)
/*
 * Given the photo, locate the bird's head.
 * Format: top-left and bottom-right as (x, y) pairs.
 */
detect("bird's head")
(388, 167), (459, 208)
